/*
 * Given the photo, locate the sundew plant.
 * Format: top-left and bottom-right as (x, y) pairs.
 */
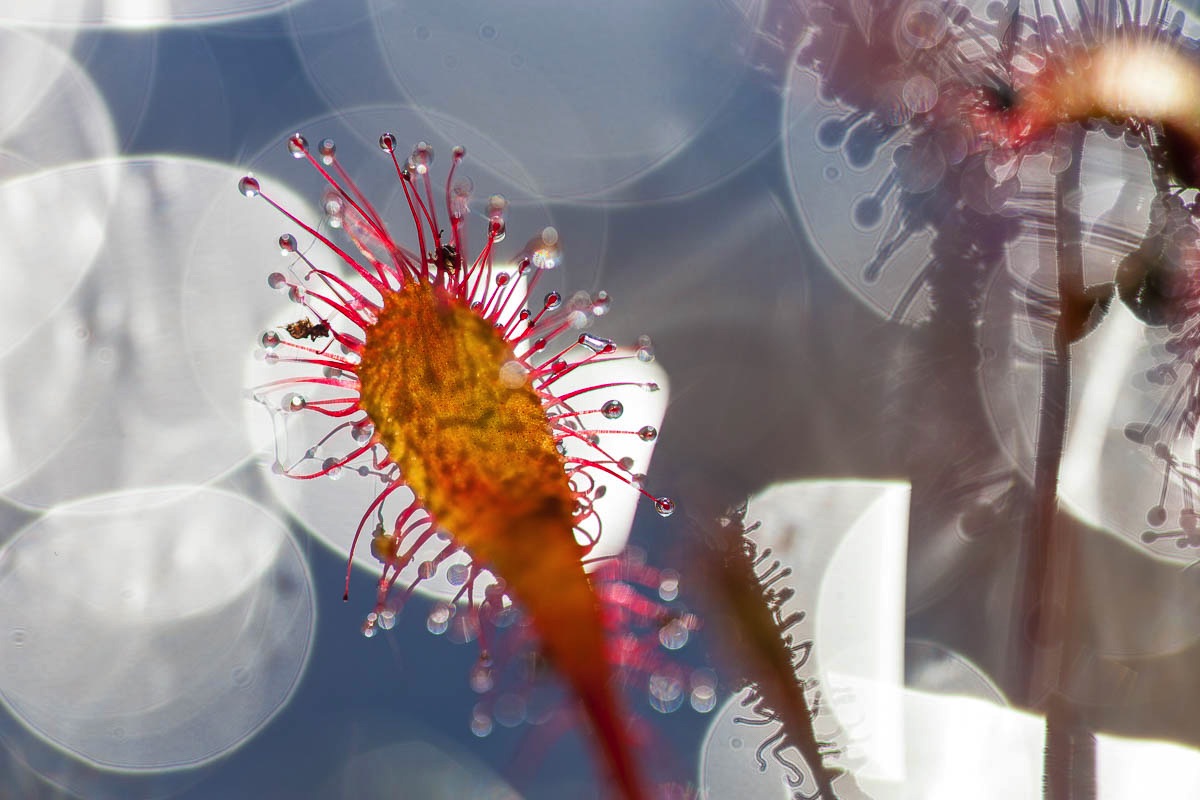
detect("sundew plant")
(7, 1), (1200, 799)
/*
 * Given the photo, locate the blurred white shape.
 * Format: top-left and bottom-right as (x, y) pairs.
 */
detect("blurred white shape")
(0, 485), (314, 770)
(0, 28), (117, 179)
(324, 738), (523, 799)
(1097, 732), (1200, 798)
(290, 0), (765, 200)
(0, 0), (302, 28)
(854, 688), (1044, 800)
(1058, 301), (1142, 525)
(0, 157), (309, 508)
(816, 482), (909, 782)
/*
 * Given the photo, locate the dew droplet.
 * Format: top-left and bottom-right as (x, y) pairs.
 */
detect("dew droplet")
(543, 291), (562, 310)
(261, 331), (281, 349)
(658, 618), (690, 650)
(470, 664), (494, 693)
(418, 560), (437, 580)
(379, 132), (397, 152)
(853, 196), (884, 229)
(410, 141), (434, 174)
(690, 684), (717, 713)
(592, 291), (611, 316)
(579, 333), (616, 353)
(351, 420), (374, 443)
(601, 399), (624, 419)
(267, 272), (288, 290)
(487, 194), (507, 220)
(1124, 423), (1151, 444)
(318, 138), (336, 164)
(658, 569), (680, 601)
(278, 233), (298, 254)
(378, 609), (397, 630)
(447, 563), (470, 586)
(321, 457), (343, 479)
(636, 335), (655, 363)
(638, 425), (658, 442)
(452, 145), (466, 160)
(1148, 506), (1168, 527)
(238, 176), (260, 197)
(283, 393), (306, 412)
(427, 603), (453, 635)
(618, 456), (635, 471)
(494, 693), (526, 727)
(648, 673), (684, 713)
(655, 496), (675, 517)
(287, 133), (308, 158)
(499, 360), (528, 388)
(470, 704), (494, 737)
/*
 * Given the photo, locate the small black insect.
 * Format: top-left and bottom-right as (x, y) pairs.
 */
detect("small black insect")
(283, 318), (331, 341)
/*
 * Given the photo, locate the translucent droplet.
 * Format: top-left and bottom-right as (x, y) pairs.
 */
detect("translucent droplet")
(261, 331), (281, 349)
(690, 684), (716, 713)
(452, 145), (466, 161)
(1148, 506), (1168, 527)
(318, 138), (336, 164)
(579, 333), (616, 353)
(362, 612), (379, 638)
(618, 456), (635, 471)
(655, 496), (675, 517)
(321, 457), (343, 479)
(378, 609), (397, 631)
(658, 569), (680, 601)
(237, 176), (260, 197)
(658, 618), (690, 650)
(648, 673), (684, 713)
(427, 603), (453, 635)
(601, 399), (624, 419)
(592, 291), (611, 316)
(638, 425), (659, 442)
(410, 141), (434, 174)
(267, 272), (287, 290)
(543, 291), (562, 310)
(351, 421), (374, 443)
(636, 334), (655, 363)
(447, 563), (470, 586)
(379, 132), (397, 152)
(450, 175), (473, 219)
(283, 393), (306, 412)
(470, 664), (494, 693)
(278, 233), (298, 254)
(486, 194), (507, 220)
(470, 704), (494, 738)
(418, 560), (437, 580)
(498, 360), (528, 388)
(288, 133), (308, 158)
(493, 693), (526, 728)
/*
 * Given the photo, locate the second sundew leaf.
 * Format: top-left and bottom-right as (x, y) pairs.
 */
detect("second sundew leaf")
(692, 503), (854, 800)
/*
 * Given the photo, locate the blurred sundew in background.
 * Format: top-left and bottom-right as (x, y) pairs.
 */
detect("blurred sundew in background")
(5, 0), (1200, 798)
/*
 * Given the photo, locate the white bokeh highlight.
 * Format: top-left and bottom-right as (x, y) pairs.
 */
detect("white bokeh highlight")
(0, 156), (311, 509)
(0, 485), (314, 771)
(290, 0), (767, 200)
